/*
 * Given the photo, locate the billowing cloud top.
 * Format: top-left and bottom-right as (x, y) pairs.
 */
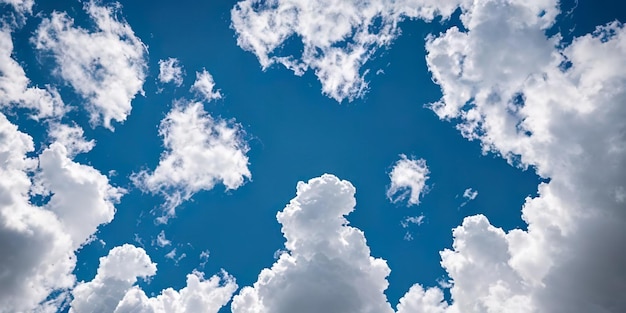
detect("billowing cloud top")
(70, 244), (238, 313)
(232, 174), (395, 313)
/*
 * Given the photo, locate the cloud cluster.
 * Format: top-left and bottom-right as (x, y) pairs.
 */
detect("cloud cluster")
(133, 99), (251, 218)
(231, 0), (466, 102)
(232, 0), (626, 312)
(400, 0), (626, 311)
(70, 244), (237, 313)
(33, 1), (147, 129)
(387, 155), (430, 206)
(0, 113), (124, 313)
(232, 174), (395, 313)
(158, 58), (184, 86)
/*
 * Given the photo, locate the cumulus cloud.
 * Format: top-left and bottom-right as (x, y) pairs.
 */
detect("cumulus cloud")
(70, 244), (157, 313)
(158, 58), (184, 86)
(33, 1), (147, 129)
(231, 0), (467, 102)
(387, 155), (430, 206)
(392, 0), (626, 312)
(231, 174), (395, 313)
(133, 99), (251, 219)
(114, 270), (237, 313)
(0, 114), (124, 312)
(70, 244), (236, 313)
(0, 28), (66, 119)
(191, 69), (222, 102)
(231, 1), (626, 312)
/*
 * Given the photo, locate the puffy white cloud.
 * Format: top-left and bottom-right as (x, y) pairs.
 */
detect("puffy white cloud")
(231, 0), (467, 102)
(396, 284), (448, 313)
(70, 244), (157, 313)
(240, 1), (626, 312)
(387, 155), (430, 206)
(0, 28), (66, 119)
(133, 100), (251, 219)
(191, 69), (222, 102)
(47, 123), (95, 157)
(33, 1), (147, 130)
(158, 58), (184, 86)
(70, 243), (236, 313)
(0, 114), (124, 312)
(33, 140), (125, 247)
(231, 174), (395, 313)
(114, 270), (237, 313)
(392, 0), (626, 312)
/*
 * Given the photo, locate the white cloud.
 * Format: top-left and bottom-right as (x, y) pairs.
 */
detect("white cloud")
(396, 284), (448, 313)
(164, 248), (175, 258)
(459, 188), (478, 208)
(33, 1), (147, 130)
(0, 0), (33, 15)
(155, 230), (172, 247)
(462, 188), (478, 201)
(231, 0), (466, 102)
(47, 123), (95, 157)
(32, 140), (126, 247)
(191, 69), (222, 102)
(0, 114), (124, 312)
(231, 174), (395, 313)
(133, 100), (251, 219)
(0, 28), (66, 119)
(114, 270), (237, 313)
(387, 155), (430, 206)
(70, 244), (157, 313)
(393, 0), (626, 312)
(158, 58), (184, 86)
(199, 250), (210, 268)
(70, 244), (237, 313)
(229, 1), (626, 311)
(401, 215), (425, 241)
(401, 215), (425, 228)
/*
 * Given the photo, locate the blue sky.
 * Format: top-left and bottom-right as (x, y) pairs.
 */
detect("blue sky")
(1, 0), (625, 312)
